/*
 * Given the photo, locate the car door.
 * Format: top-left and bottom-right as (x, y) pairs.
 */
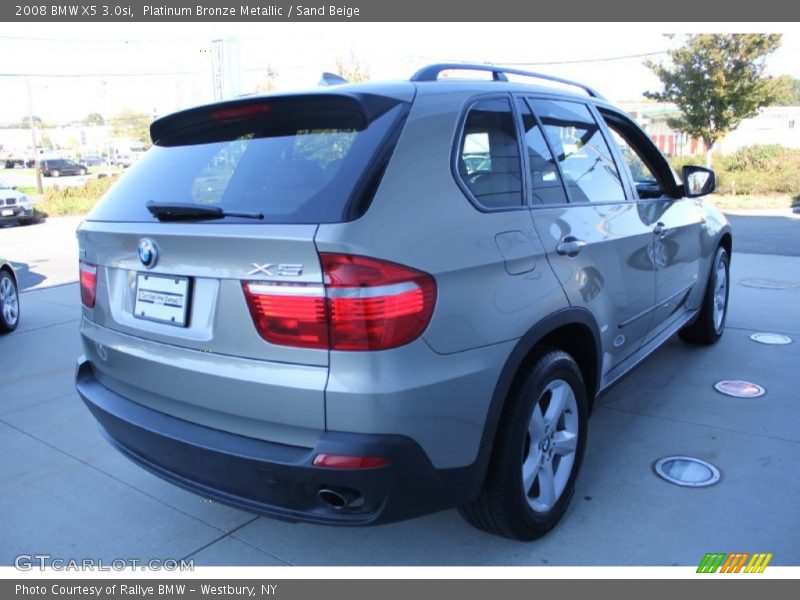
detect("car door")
(520, 97), (657, 373)
(598, 108), (705, 342)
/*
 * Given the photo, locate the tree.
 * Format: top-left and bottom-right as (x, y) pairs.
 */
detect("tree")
(335, 53), (371, 83)
(84, 112), (105, 126)
(645, 34), (782, 166)
(768, 75), (800, 106)
(109, 108), (152, 146)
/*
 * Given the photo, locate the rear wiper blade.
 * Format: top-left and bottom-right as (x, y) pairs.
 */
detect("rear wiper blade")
(146, 201), (263, 221)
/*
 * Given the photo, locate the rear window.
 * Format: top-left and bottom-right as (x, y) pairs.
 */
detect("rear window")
(88, 95), (408, 224)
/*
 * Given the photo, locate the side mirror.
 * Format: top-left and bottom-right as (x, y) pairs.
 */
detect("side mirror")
(682, 165), (716, 198)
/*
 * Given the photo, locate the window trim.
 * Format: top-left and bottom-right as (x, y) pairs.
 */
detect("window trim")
(518, 96), (571, 206)
(596, 106), (683, 200)
(451, 93), (529, 213)
(524, 96), (636, 207)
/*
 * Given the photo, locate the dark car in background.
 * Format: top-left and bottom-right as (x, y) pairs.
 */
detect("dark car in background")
(41, 159), (88, 177)
(81, 156), (107, 167)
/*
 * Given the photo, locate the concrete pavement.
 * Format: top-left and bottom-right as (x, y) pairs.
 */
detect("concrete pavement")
(1, 252), (798, 566)
(0, 216), (82, 290)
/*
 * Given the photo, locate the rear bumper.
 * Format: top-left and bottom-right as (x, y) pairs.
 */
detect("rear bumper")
(76, 359), (472, 525)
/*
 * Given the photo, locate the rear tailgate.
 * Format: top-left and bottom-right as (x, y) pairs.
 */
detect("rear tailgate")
(78, 222), (328, 446)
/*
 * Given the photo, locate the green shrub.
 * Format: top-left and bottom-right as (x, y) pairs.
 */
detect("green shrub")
(668, 145), (800, 196)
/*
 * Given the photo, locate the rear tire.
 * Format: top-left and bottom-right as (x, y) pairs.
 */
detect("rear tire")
(51, 169), (60, 178)
(460, 349), (588, 540)
(679, 245), (729, 345)
(0, 270), (20, 333)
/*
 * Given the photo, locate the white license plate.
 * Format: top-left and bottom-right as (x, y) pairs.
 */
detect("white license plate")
(134, 273), (190, 327)
(1, 209), (12, 216)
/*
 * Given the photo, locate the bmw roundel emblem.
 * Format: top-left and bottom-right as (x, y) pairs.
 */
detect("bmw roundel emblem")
(138, 238), (158, 269)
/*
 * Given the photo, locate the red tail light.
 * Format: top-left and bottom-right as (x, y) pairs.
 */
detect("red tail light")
(313, 454), (390, 469)
(242, 282), (328, 349)
(210, 104), (272, 121)
(79, 261), (97, 308)
(242, 254), (436, 351)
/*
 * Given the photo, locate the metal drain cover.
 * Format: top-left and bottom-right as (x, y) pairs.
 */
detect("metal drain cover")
(750, 332), (793, 345)
(740, 278), (800, 290)
(655, 456), (720, 487)
(714, 380), (766, 398)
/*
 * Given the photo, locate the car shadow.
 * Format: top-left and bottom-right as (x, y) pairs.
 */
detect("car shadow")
(9, 260), (47, 291)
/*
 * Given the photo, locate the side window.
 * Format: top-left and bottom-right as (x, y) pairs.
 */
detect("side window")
(530, 99), (625, 203)
(602, 113), (677, 199)
(457, 98), (523, 208)
(518, 100), (568, 205)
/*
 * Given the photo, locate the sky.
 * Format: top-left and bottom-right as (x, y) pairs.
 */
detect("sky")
(1, 22), (799, 125)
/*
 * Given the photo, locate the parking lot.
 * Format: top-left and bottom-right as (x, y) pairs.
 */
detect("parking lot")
(1, 213), (799, 566)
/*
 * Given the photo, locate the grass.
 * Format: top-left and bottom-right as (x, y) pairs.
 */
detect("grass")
(708, 194), (800, 211)
(33, 176), (119, 217)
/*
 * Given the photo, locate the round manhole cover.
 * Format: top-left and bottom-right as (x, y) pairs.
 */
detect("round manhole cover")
(739, 278), (800, 290)
(714, 380), (766, 398)
(750, 332), (793, 345)
(654, 456), (721, 488)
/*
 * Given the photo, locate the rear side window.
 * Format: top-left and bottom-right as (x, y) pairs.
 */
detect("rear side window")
(456, 98), (523, 209)
(87, 96), (408, 224)
(530, 99), (625, 203)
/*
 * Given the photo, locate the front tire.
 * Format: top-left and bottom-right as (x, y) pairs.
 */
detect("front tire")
(679, 245), (729, 345)
(460, 349), (588, 540)
(0, 270), (20, 333)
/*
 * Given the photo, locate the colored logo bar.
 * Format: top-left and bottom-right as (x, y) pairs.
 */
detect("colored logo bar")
(697, 552), (773, 573)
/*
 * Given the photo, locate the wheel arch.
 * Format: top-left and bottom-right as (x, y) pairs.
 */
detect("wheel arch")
(463, 307), (602, 500)
(719, 230), (732, 261)
(0, 262), (17, 286)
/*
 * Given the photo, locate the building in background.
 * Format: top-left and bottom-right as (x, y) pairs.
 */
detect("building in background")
(619, 102), (800, 157)
(1, 124), (116, 164)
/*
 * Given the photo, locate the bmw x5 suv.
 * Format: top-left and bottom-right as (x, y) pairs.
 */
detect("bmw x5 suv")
(76, 64), (732, 540)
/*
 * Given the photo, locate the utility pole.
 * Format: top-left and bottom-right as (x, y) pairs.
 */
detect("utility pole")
(102, 80), (114, 166)
(211, 39), (224, 101)
(27, 80), (43, 195)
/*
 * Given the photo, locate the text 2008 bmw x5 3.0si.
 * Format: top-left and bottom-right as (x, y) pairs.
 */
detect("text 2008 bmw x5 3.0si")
(75, 64), (731, 540)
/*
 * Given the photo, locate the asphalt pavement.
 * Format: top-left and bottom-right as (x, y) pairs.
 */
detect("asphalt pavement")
(1, 213), (799, 566)
(724, 208), (800, 256)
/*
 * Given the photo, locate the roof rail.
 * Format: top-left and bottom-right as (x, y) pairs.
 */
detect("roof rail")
(410, 63), (606, 100)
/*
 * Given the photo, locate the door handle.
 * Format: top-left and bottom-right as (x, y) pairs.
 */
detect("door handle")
(654, 222), (667, 236)
(556, 236), (587, 257)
